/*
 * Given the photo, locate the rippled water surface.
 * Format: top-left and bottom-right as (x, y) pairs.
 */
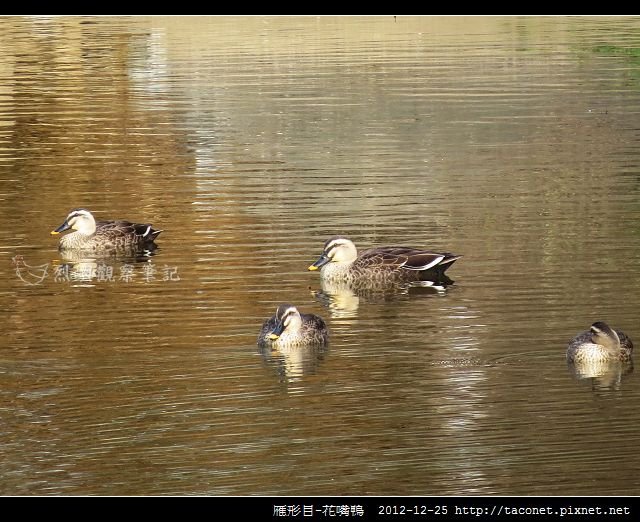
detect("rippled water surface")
(2, 16), (640, 496)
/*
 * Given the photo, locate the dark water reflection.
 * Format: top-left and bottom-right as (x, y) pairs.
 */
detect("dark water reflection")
(2, 16), (640, 496)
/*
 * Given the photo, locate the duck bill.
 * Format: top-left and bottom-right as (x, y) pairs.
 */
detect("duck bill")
(51, 221), (71, 235)
(308, 253), (330, 271)
(268, 321), (286, 340)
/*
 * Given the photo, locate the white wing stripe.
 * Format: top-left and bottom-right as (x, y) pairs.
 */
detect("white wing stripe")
(405, 256), (444, 271)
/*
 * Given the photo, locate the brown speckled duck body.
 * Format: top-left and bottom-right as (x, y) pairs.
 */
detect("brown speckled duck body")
(52, 208), (162, 255)
(258, 304), (329, 348)
(567, 321), (633, 364)
(308, 236), (460, 288)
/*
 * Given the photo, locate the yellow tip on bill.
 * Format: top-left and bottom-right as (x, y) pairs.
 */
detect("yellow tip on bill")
(308, 265), (318, 271)
(50, 230), (60, 235)
(268, 333), (280, 340)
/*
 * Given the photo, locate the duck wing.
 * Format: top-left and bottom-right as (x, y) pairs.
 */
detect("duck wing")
(300, 313), (329, 343)
(357, 247), (458, 271)
(617, 330), (634, 351)
(97, 220), (162, 241)
(301, 313), (327, 330)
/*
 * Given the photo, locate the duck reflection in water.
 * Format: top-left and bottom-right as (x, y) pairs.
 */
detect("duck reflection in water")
(308, 236), (458, 316)
(50, 208), (162, 283)
(567, 321), (634, 390)
(259, 342), (329, 384)
(52, 254), (160, 284)
(311, 275), (455, 317)
(568, 360), (634, 392)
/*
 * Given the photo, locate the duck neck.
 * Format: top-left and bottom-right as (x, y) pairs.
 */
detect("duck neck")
(592, 327), (621, 355)
(321, 260), (352, 280)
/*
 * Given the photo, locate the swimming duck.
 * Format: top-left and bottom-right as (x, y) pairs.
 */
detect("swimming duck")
(308, 236), (460, 286)
(51, 208), (162, 254)
(567, 321), (633, 364)
(257, 304), (329, 348)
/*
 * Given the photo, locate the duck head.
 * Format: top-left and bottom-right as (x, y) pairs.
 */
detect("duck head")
(268, 304), (303, 340)
(308, 236), (358, 270)
(51, 208), (97, 237)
